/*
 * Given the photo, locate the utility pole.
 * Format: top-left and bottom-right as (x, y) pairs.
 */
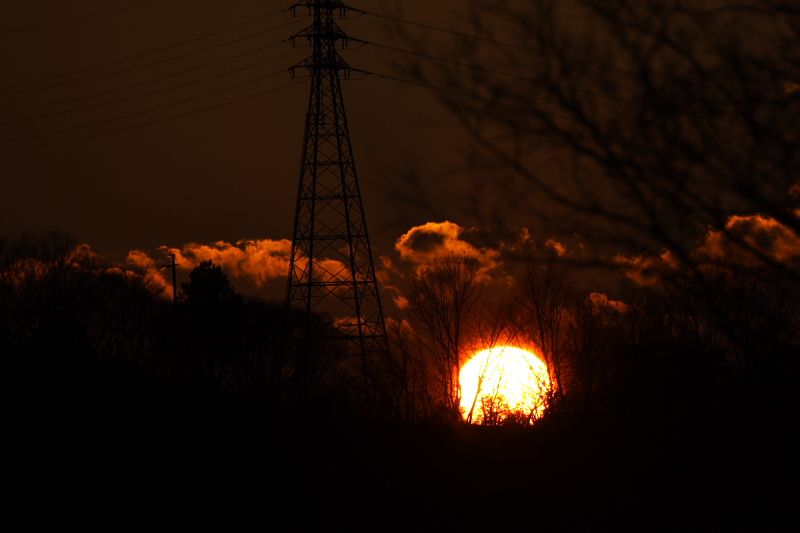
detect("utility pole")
(285, 1), (388, 388)
(160, 253), (178, 303)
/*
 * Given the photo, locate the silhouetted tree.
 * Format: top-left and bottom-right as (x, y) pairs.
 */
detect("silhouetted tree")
(179, 260), (242, 307)
(462, 298), (523, 423)
(564, 292), (624, 414)
(406, 254), (479, 420)
(171, 260), (244, 387)
(398, 0), (799, 272)
(375, 319), (432, 421)
(0, 230), (166, 364)
(391, 0), (800, 419)
(518, 260), (572, 409)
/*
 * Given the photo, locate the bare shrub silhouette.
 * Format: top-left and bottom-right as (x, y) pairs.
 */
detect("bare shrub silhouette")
(462, 299), (524, 423)
(517, 260), (572, 409)
(564, 292), (625, 414)
(387, 1), (800, 415)
(376, 318), (434, 421)
(0, 230), (164, 364)
(406, 254), (479, 420)
(396, 0), (799, 274)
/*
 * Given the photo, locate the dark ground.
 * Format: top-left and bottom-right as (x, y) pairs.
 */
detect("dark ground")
(7, 355), (798, 531)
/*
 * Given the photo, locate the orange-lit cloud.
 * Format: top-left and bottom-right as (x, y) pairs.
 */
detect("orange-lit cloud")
(126, 250), (174, 298)
(697, 215), (800, 266)
(545, 239), (567, 257)
(615, 250), (680, 286)
(126, 249), (154, 270)
(501, 227), (536, 254)
(1, 243), (101, 286)
(786, 83), (800, 94)
(158, 239), (293, 286)
(0, 244), (172, 300)
(587, 292), (629, 313)
(378, 256), (404, 282)
(130, 238), (354, 292)
(383, 285), (410, 309)
(499, 228), (575, 259)
(395, 221), (502, 279)
(790, 182), (800, 200)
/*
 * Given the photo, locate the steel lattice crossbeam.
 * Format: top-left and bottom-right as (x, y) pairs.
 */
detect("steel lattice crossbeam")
(286, 1), (388, 359)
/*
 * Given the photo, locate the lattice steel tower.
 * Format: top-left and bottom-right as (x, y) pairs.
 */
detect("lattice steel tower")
(286, 1), (388, 363)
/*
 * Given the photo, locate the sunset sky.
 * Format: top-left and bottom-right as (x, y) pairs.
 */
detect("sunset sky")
(1, 1), (470, 276)
(4, 0), (799, 310)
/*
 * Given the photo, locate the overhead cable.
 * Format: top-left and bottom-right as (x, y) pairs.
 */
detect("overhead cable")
(0, 48), (305, 125)
(366, 41), (637, 105)
(0, 0), (166, 35)
(366, 70), (790, 159)
(359, 9), (646, 78)
(366, 41), (750, 127)
(0, 79), (306, 153)
(1, 69), (290, 146)
(0, 6), (297, 92)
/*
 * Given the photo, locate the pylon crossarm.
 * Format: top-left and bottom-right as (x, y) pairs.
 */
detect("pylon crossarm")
(285, 0), (390, 408)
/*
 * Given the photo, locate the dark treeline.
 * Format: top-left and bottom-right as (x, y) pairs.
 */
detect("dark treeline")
(373, 254), (800, 427)
(4, 230), (799, 529)
(0, 230), (351, 414)
(3, 230), (799, 422)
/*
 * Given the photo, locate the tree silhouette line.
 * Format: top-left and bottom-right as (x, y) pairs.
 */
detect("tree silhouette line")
(4, 230), (796, 427)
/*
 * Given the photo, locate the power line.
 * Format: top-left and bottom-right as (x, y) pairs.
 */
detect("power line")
(358, 9), (647, 79)
(0, 48), (305, 125)
(361, 8), (790, 99)
(0, 38), (292, 118)
(0, 18), (303, 98)
(1, 69), (291, 146)
(0, 6), (297, 92)
(366, 70), (790, 160)
(0, 0), (166, 35)
(366, 41), (754, 128)
(365, 41), (637, 106)
(0, 79), (306, 153)
(365, 70), (566, 118)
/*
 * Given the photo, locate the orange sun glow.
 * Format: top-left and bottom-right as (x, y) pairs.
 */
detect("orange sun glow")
(460, 346), (552, 425)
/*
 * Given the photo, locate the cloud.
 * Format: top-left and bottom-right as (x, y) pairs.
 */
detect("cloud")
(616, 214), (800, 285)
(786, 83), (800, 94)
(126, 250), (174, 298)
(1, 244), (173, 301)
(395, 221), (502, 279)
(130, 238), (354, 294)
(385, 317), (414, 334)
(126, 249), (156, 269)
(696, 215), (800, 266)
(544, 239), (567, 257)
(378, 256), (404, 281)
(498, 228), (578, 260)
(382, 285), (410, 309)
(790, 182), (800, 201)
(587, 292), (629, 313)
(615, 250), (680, 286)
(158, 239), (292, 287)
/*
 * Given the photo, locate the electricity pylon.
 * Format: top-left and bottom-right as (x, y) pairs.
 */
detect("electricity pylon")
(285, 1), (388, 378)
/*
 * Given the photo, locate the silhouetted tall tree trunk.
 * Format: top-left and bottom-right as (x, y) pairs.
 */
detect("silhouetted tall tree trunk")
(407, 254), (479, 420)
(519, 260), (572, 409)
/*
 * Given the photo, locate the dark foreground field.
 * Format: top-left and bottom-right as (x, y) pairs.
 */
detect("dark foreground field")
(8, 356), (798, 531)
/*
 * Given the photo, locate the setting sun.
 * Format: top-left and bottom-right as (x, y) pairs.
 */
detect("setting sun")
(460, 346), (552, 425)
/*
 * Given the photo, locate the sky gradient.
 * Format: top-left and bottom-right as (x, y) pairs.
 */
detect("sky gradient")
(1, 1), (467, 267)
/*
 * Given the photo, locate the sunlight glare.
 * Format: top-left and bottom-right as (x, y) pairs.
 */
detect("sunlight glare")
(460, 346), (551, 424)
